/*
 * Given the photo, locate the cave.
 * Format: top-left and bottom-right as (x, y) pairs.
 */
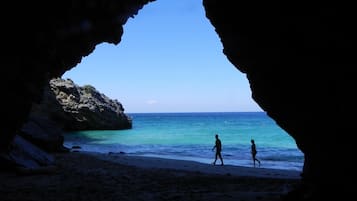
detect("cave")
(1, 0), (354, 200)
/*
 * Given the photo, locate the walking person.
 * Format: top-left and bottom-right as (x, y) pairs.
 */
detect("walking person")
(251, 139), (261, 167)
(212, 134), (224, 166)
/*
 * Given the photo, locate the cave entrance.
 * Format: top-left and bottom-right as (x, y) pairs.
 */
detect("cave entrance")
(63, 0), (260, 113)
(61, 0), (303, 170)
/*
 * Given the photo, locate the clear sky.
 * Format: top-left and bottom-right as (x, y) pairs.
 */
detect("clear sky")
(62, 0), (263, 113)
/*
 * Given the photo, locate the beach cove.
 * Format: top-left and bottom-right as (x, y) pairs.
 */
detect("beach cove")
(64, 112), (304, 171)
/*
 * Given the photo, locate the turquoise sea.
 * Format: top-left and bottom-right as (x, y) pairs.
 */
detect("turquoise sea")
(64, 112), (304, 171)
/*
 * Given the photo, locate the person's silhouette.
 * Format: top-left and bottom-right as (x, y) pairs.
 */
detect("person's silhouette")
(212, 134), (224, 166)
(251, 139), (261, 167)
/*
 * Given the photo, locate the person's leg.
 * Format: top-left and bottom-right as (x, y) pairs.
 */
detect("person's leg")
(219, 152), (224, 165)
(256, 158), (261, 166)
(213, 153), (217, 165)
(253, 154), (260, 167)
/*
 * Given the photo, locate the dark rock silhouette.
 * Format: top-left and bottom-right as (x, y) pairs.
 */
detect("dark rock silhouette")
(203, 1), (354, 199)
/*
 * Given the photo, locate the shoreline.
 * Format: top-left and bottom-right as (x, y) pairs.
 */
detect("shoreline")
(63, 142), (304, 172)
(1, 151), (302, 201)
(86, 151), (302, 179)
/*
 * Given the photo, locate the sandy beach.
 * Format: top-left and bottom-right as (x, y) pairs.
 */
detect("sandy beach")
(90, 152), (301, 179)
(0, 151), (302, 201)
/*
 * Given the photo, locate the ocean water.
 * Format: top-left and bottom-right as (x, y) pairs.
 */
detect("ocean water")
(64, 112), (304, 171)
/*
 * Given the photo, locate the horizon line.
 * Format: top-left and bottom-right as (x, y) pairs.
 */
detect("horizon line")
(126, 111), (265, 114)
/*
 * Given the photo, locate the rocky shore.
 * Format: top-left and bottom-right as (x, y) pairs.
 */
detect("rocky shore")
(0, 78), (132, 172)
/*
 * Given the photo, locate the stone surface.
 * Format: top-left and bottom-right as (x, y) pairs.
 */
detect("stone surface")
(203, 0), (354, 199)
(45, 78), (132, 130)
(0, 135), (55, 169)
(20, 115), (66, 153)
(1, 0), (153, 151)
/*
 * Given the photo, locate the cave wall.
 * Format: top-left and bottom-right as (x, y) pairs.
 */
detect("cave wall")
(1, 0), (154, 151)
(1, 0), (355, 199)
(203, 0), (355, 198)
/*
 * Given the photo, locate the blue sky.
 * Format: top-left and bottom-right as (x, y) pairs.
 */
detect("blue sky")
(62, 0), (262, 113)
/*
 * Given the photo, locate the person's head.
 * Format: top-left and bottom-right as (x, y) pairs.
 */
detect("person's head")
(251, 139), (254, 144)
(215, 134), (218, 139)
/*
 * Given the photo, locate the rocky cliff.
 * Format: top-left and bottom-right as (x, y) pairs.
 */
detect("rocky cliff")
(31, 78), (132, 131)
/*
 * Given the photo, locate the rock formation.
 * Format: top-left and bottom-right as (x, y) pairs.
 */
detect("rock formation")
(1, 0), (153, 152)
(203, 1), (354, 199)
(1, 0), (354, 199)
(1, 77), (132, 170)
(31, 78), (132, 131)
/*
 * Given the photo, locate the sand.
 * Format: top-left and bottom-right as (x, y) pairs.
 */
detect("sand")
(0, 151), (302, 201)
